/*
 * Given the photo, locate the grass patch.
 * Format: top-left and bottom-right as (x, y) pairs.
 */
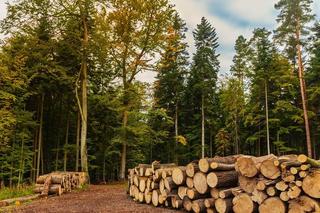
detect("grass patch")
(75, 184), (89, 192)
(0, 186), (34, 200)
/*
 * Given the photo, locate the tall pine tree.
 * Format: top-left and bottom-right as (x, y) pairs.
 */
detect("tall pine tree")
(187, 17), (220, 158)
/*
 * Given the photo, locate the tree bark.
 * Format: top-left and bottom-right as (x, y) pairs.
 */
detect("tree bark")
(265, 80), (270, 155)
(296, 17), (312, 157)
(75, 111), (80, 172)
(63, 113), (70, 172)
(201, 94), (205, 158)
(36, 93), (45, 178)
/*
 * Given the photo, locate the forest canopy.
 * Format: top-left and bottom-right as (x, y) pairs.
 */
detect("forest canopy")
(0, 0), (319, 186)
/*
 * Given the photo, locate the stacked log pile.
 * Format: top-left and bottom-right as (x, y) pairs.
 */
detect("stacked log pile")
(35, 172), (87, 196)
(128, 154), (320, 213)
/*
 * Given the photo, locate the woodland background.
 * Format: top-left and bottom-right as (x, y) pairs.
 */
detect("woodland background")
(0, 0), (319, 186)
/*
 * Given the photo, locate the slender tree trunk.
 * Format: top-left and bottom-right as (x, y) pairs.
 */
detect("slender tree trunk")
(64, 113), (70, 172)
(18, 134), (25, 187)
(78, 11), (89, 173)
(103, 151), (106, 183)
(55, 100), (63, 171)
(76, 111), (81, 172)
(235, 113), (239, 154)
(296, 19), (312, 157)
(210, 129), (213, 157)
(120, 110), (128, 180)
(174, 103), (179, 163)
(201, 95), (205, 158)
(265, 80), (270, 155)
(36, 93), (45, 178)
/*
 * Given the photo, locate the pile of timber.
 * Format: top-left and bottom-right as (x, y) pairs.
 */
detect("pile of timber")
(128, 154), (320, 213)
(35, 171), (87, 196)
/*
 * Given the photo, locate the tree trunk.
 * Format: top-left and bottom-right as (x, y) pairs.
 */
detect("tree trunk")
(296, 17), (312, 157)
(174, 103), (179, 164)
(120, 110), (128, 180)
(37, 93), (45, 178)
(63, 113), (70, 172)
(201, 95), (205, 158)
(75, 111), (80, 172)
(265, 80), (270, 155)
(79, 11), (89, 174)
(18, 134), (25, 187)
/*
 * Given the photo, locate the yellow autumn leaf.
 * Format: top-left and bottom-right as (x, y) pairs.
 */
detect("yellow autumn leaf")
(175, 135), (187, 146)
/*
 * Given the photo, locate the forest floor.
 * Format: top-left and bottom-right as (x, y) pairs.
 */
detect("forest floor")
(3, 183), (183, 213)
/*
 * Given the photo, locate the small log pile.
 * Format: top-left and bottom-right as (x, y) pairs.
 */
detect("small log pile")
(128, 154), (320, 213)
(35, 171), (87, 196)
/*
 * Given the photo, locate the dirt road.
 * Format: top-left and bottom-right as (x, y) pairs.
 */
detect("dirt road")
(9, 184), (183, 213)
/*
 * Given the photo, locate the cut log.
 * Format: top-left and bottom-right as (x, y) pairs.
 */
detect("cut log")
(210, 188), (220, 199)
(256, 179), (278, 191)
(192, 199), (206, 213)
(297, 154), (320, 167)
(164, 177), (177, 191)
(172, 167), (186, 185)
(194, 172), (208, 194)
(34, 184), (62, 196)
(186, 177), (194, 188)
(133, 175), (139, 187)
(199, 156), (238, 173)
(186, 162), (199, 177)
(152, 189), (160, 206)
(170, 195), (179, 208)
(175, 199), (183, 209)
(215, 198), (233, 213)
(235, 155), (275, 177)
(210, 163), (235, 171)
(138, 192), (145, 203)
(158, 194), (166, 205)
(145, 192), (152, 204)
(287, 185), (301, 199)
(260, 158), (281, 179)
(280, 191), (289, 202)
(218, 187), (241, 199)
(259, 197), (286, 213)
(183, 197), (193, 212)
(41, 175), (52, 196)
(151, 181), (159, 189)
(273, 155), (298, 167)
(288, 195), (320, 213)
(238, 175), (257, 193)
(299, 171), (308, 178)
(206, 171), (238, 188)
(178, 186), (187, 199)
(302, 171), (320, 198)
(276, 181), (288, 191)
(204, 198), (215, 208)
(159, 179), (165, 193)
(232, 193), (257, 213)
(289, 167), (301, 175)
(139, 177), (148, 192)
(300, 164), (311, 171)
(251, 188), (267, 204)
(266, 186), (277, 197)
(280, 161), (302, 170)
(282, 174), (295, 183)
(187, 188), (201, 200)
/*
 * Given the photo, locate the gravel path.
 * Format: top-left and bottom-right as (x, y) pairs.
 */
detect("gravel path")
(10, 184), (183, 213)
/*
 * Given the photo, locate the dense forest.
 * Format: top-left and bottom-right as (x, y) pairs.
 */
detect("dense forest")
(0, 0), (319, 186)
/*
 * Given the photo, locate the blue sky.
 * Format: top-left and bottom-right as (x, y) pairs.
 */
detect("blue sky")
(0, 0), (319, 82)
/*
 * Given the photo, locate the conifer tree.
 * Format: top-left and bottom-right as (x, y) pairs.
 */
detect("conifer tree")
(187, 17), (220, 158)
(274, 0), (315, 157)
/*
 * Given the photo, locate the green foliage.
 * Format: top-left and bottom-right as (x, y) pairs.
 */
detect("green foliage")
(215, 129), (232, 156)
(0, 186), (34, 200)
